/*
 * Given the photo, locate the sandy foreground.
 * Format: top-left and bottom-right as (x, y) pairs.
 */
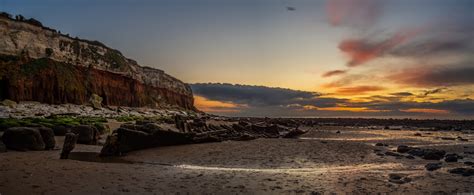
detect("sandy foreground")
(1, 126), (474, 194)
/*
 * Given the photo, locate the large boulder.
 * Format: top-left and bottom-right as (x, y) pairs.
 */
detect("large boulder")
(38, 127), (55, 150)
(1, 99), (17, 108)
(2, 127), (45, 151)
(71, 125), (99, 144)
(52, 125), (71, 136)
(397, 145), (412, 153)
(89, 94), (103, 109)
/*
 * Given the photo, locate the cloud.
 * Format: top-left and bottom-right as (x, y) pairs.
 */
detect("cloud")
(325, 0), (381, 27)
(335, 85), (385, 95)
(400, 108), (450, 114)
(388, 65), (474, 87)
(193, 95), (243, 114)
(190, 83), (474, 118)
(422, 88), (446, 97)
(322, 70), (347, 77)
(190, 83), (324, 107)
(339, 30), (419, 67)
(390, 92), (414, 97)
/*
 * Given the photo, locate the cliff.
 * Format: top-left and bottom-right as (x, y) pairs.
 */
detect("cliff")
(0, 13), (194, 110)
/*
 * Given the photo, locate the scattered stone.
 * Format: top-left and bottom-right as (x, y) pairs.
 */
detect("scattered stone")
(388, 174), (411, 184)
(406, 155), (415, 159)
(422, 149), (446, 160)
(464, 161), (474, 166)
(448, 168), (474, 177)
(444, 153), (462, 162)
(336, 131), (341, 134)
(441, 137), (455, 141)
(375, 143), (385, 146)
(397, 145), (412, 153)
(52, 125), (70, 136)
(425, 163), (442, 171)
(385, 151), (402, 157)
(2, 127), (45, 151)
(1, 99), (17, 108)
(457, 136), (468, 142)
(60, 133), (78, 159)
(71, 125), (99, 145)
(282, 127), (307, 138)
(407, 148), (446, 160)
(37, 127), (55, 150)
(89, 94), (103, 109)
(414, 133), (422, 136)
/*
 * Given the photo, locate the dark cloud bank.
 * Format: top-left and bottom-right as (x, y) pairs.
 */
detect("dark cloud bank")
(191, 83), (474, 118)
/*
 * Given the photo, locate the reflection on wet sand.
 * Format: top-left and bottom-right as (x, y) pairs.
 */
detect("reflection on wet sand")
(174, 163), (408, 174)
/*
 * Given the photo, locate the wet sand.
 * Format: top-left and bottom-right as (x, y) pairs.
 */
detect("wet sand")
(1, 127), (474, 194)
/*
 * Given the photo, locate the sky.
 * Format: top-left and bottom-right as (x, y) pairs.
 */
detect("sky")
(2, 0), (474, 118)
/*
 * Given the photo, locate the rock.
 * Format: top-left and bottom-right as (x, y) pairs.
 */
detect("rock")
(425, 163), (442, 171)
(336, 130), (341, 134)
(283, 127), (307, 138)
(457, 136), (468, 142)
(388, 174), (411, 184)
(397, 145), (412, 153)
(100, 133), (120, 156)
(385, 151), (402, 157)
(407, 148), (446, 160)
(0, 139), (6, 152)
(375, 143), (385, 146)
(60, 133), (78, 159)
(89, 94), (103, 109)
(441, 137), (455, 141)
(464, 161), (474, 166)
(38, 127), (55, 150)
(52, 125), (70, 136)
(1, 127), (45, 151)
(422, 149), (446, 160)
(414, 133), (422, 136)
(444, 153), (461, 162)
(1, 99), (17, 108)
(71, 125), (99, 145)
(406, 155), (415, 159)
(94, 123), (110, 135)
(448, 168), (474, 176)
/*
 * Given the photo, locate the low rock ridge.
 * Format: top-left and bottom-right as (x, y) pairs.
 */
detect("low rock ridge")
(0, 13), (194, 109)
(100, 116), (307, 156)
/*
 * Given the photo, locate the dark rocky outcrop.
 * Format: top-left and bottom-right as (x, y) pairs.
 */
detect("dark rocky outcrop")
(425, 163), (442, 171)
(100, 117), (307, 156)
(448, 168), (474, 177)
(444, 153), (462, 162)
(38, 127), (55, 150)
(2, 127), (45, 151)
(60, 132), (78, 159)
(52, 125), (71, 136)
(71, 125), (99, 145)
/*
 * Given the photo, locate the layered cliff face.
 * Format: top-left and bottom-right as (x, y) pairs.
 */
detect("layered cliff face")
(0, 14), (194, 110)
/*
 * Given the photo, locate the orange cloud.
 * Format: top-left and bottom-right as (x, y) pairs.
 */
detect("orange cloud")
(322, 70), (347, 77)
(339, 30), (419, 66)
(194, 95), (243, 113)
(335, 85), (385, 95)
(400, 108), (450, 114)
(303, 105), (386, 113)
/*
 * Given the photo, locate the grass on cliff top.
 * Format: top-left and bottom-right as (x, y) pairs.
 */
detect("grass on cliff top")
(0, 116), (107, 131)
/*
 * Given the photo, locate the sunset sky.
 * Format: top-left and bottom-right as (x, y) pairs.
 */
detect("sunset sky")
(3, 0), (474, 118)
